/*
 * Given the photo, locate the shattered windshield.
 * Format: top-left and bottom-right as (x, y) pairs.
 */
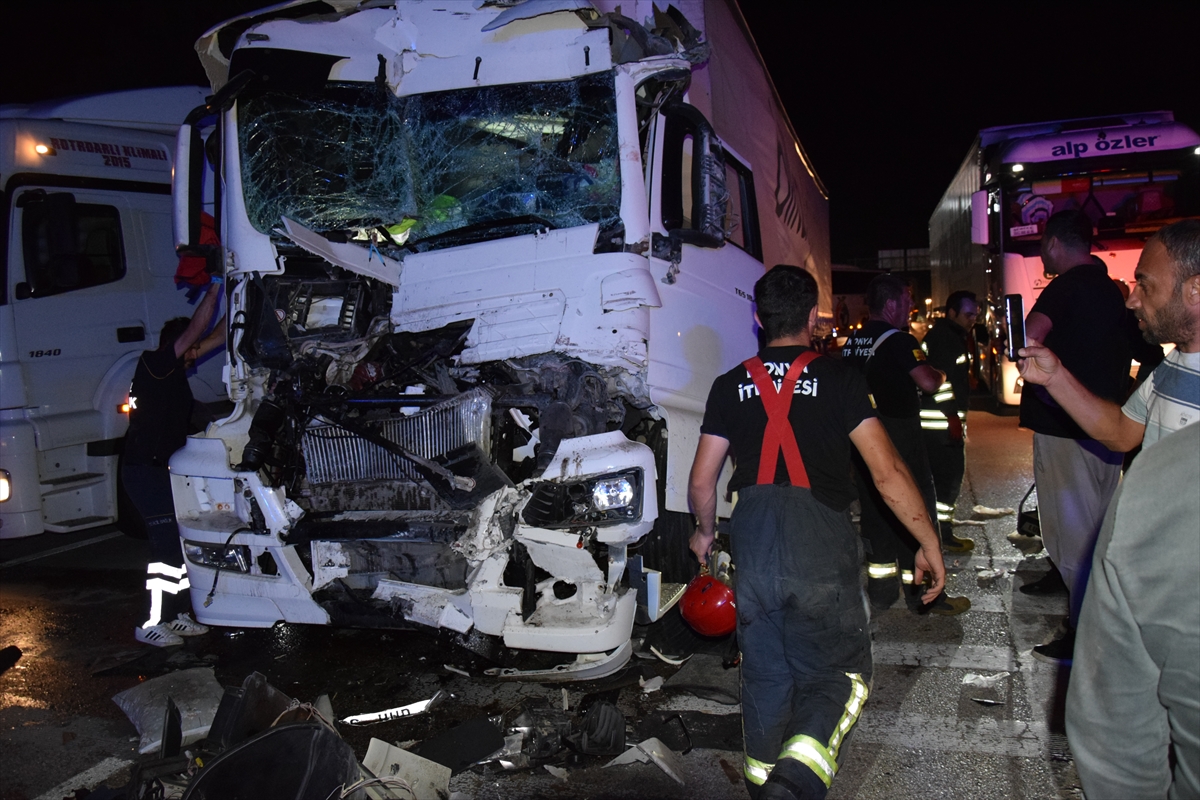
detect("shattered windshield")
(238, 73), (621, 247)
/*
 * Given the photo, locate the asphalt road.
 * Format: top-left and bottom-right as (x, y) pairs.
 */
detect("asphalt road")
(0, 409), (1080, 800)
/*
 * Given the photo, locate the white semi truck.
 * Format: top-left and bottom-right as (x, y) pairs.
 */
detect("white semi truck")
(169, 0), (829, 679)
(0, 87), (224, 539)
(929, 112), (1200, 408)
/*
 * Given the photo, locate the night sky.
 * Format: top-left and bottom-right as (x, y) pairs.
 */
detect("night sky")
(4, 1), (1199, 263)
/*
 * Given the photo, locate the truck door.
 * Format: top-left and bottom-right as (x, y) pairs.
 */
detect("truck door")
(9, 187), (153, 440)
(644, 103), (764, 516)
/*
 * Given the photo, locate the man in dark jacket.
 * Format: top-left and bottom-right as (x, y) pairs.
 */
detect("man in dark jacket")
(125, 278), (225, 646)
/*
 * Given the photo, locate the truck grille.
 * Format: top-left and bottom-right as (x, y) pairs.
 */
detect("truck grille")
(301, 389), (492, 485)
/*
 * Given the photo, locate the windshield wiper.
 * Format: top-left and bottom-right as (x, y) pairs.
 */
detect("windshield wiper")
(408, 214), (558, 252)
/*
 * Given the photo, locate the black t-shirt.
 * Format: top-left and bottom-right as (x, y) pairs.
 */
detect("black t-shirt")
(701, 345), (877, 510)
(921, 318), (971, 414)
(840, 320), (926, 418)
(1019, 261), (1130, 438)
(125, 347), (194, 466)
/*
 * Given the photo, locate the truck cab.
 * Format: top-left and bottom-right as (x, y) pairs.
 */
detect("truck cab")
(0, 88), (224, 539)
(170, 0), (828, 678)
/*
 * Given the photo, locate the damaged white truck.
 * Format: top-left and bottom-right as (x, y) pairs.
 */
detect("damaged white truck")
(171, 0), (830, 679)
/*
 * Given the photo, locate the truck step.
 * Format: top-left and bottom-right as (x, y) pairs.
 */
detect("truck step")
(40, 472), (105, 489)
(44, 515), (113, 533)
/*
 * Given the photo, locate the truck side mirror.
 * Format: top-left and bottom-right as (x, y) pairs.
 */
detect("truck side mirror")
(173, 119), (206, 253)
(661, 102), (726, 249)
(970, 190), (990, 246)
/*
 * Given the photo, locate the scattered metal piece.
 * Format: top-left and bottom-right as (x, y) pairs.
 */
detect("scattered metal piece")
(485, 640), (632, 682)
(971, 697), (1005, 706)
(341, 690), (446, 726)
(444, 664), (470, 677)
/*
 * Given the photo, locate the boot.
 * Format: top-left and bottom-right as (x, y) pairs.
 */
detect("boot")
(866, 562), (900, 611)
(904, 582), (971, 616)
(1019, 562), (1067, 596)
(939, 520), (974, 553)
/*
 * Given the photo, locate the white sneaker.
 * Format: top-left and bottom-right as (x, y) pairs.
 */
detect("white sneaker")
(136, 624), (184, 647)
(165, 613), (210, 637)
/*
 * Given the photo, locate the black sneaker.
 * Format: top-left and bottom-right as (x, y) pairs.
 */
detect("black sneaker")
(1019, 566), (1067, 596)
(1032, 628), (1075, 664)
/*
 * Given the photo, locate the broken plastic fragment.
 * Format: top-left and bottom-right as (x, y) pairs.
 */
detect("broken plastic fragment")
(952, 518), (989, 527)
(640, 675), (664, 694)
(544, 764), (570, 781)
(363, 738), (452, 797)
(341, 690), (446, 725)
(603, 738), (686, 785)
(962, 672), (1010, 689)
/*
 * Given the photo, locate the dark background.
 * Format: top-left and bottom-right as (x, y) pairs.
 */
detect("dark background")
(4, 1), (1199, 263)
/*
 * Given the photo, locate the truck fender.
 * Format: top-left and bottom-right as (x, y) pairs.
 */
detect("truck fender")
(91, 350), (141, 442)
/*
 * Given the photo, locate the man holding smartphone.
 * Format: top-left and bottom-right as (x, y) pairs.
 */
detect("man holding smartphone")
(1017, 210), (1131, 664)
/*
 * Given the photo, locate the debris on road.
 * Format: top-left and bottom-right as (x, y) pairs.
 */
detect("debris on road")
(963, 671), (1010, 689)
(0, 644), (20, 675)
(341, 690), (447, 726)
(604, 737), (687, 785)
(112, 667), (225, 754)
(1008, 530), (1046, 556)
(972, 505), (1015, 517)
(363, 738), (451, 797)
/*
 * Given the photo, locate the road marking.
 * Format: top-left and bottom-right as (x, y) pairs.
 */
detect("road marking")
(873, 642), (1016, 672)
(854, 710), (1049, 758)
(0, 532), (124, 569)
(33, 756), (133, 800)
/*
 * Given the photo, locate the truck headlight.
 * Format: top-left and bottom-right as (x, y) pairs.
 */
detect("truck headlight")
(522, 469), (642, 528)
(184, 541), (251, 572)
(0, 469), (11, 502)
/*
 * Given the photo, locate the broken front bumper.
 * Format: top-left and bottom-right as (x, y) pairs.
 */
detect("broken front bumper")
(169, 429), (659, 661)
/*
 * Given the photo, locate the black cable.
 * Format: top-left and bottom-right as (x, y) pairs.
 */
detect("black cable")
(203, 527), (253, 608)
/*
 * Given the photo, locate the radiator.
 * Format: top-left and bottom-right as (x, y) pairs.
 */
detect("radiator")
(302, 388), (492, 485)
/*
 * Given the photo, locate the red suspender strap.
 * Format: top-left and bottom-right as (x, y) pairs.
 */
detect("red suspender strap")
(743, 351), (820, 487)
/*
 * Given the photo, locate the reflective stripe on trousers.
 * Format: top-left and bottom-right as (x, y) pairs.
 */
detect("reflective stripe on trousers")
(142, 562), (190, 628)
(745, 673), (870, 787)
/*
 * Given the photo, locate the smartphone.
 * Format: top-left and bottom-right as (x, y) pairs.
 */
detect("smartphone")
(1004, 294), (1025, 361)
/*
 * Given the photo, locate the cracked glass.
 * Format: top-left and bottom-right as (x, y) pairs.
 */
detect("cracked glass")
(239, 72), (621, 248)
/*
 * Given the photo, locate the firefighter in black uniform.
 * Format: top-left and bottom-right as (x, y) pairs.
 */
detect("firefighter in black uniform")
(919, 291), (980, 553)
(124, 278), (225, 646)
(689, 265), (946, 800)
(841, 274), (970, 615)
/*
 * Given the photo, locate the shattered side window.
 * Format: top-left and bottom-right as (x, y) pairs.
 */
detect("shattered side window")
(239, 73), (621, 247)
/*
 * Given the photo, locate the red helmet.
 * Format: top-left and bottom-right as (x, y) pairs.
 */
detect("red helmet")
(680, 572), (737, 637)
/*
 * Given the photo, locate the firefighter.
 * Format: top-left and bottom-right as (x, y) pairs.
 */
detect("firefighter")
(842, 275), (971, 615)
(919, 291), (980, 554)
(689, 266), (946, 799)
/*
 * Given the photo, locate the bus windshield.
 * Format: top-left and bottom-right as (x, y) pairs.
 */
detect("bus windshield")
(1002, 157), (1200, 251)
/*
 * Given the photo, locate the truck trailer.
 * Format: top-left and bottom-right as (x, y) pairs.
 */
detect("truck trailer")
(0, 87), (224, 539)
(929, 112), (1200, 407)
(168, 0), (829, 679)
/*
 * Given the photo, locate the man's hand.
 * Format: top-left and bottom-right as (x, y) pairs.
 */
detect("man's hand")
(946, 414), (964, 442)
(689, 527), (714, 565)
(1017, 337), (1061, 387)
(912, 544), (946, 604)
